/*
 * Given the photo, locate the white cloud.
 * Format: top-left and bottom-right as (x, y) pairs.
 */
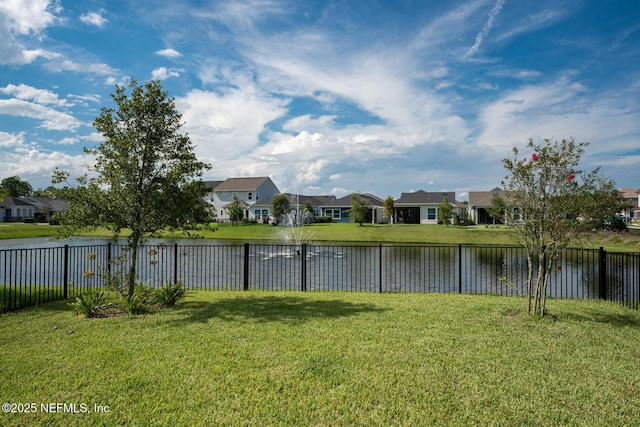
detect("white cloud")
(0, 99), (81, 131)
(150, 67), (181, 80)
(464, 0), (506, 59)
(80, 9), (108, 28)
(0, 0), (59, 35)
(475, 75), (640, 173)
(176, 86), (288, 159)
(0, 147), (89, 188)
(0, 83), (69, 107)
(44, 59), (115, 75)
(155, 48), (181, 58)
(0, 131), (27, 148)
(0, 0), (61, 64)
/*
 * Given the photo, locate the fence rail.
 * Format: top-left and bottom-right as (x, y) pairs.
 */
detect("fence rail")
(1, 242), (639, 312)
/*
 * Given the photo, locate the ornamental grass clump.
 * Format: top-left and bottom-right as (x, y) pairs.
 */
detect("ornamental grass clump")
(70, 289), (110, 318)
(155, 282), (186, 307)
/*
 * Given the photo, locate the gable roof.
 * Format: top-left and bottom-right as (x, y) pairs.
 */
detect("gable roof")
(0, 197), (67, 210)
(203, 180), (224, 191)
(325, 193), (384, 207)
(255, 193), (337, 208)
(468, 189), (517, 207)
(214, 177), (274, 192)
(395, 190), (455, 205)
(620, 188), (640, 200)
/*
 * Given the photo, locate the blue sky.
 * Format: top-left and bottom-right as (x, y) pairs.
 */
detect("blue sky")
(1, 0), (639, 201)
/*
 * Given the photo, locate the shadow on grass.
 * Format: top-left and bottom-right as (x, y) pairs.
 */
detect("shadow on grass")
(557, 306), (640, 328)
(167, 294), (388, 325)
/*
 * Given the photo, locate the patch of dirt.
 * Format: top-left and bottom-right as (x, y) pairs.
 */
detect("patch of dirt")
(92, 307), (125, 318)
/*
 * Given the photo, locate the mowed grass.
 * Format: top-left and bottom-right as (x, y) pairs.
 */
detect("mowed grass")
(2, 291), (640, 426)
(2, 222), (640, 252)
(0, 285), (65, 312)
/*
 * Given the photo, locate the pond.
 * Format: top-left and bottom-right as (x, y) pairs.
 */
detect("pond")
(1, 238), (637, 306)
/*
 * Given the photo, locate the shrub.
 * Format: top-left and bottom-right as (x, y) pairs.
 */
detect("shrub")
(314, 216), (332, 223)
(121, 283), (155, 315)
(155, 282), (186, 307)
(70, 290), (110, 318)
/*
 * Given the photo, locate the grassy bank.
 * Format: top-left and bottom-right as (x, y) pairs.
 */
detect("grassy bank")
(1, 291), (639, 426)
(1, 222), (639, 252)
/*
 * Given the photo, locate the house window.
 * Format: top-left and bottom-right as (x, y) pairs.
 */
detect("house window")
(248, 192), (253, 201)
(254, 209), (261, 219)
(427, 208), (437, 220)
(327, 209), (341, 220)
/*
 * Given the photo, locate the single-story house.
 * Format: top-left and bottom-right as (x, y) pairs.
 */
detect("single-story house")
(0, 197), (68, 222)
(320, 193), (385, 224)
(255, 193), (338, 224)
(204, 177), (280, 221)
(467, 188), (511, 225)
(394, 190), (458, 224)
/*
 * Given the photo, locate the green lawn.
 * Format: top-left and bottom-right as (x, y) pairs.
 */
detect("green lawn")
(1, 291), (640, 426)
(2, 222), (640, 252)
(0, 285), (66, 312)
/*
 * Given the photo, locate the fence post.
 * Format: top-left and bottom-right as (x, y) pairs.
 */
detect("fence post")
(379, 244), (383, 293)
(599, 247), (607, 300)
(301, 244), (307, 291)
(106, 242), (112, 279)
(243, 243), (250, 291)
(63, 245), (69, 298)
(458, 244), (463, 294)
(173, 243), (179, 285)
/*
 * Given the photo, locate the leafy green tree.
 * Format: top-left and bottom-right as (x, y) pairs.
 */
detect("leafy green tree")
(350, 193), (370, 226)
(383, 195), (394, 224)
(488, 193), (507, 225)
(437, 197), (453, 225)
(502, 138), (619, 316)
(53, 79), (211, 297)
(226, 195), (244, 222)
(271, 194), (291, 223)
(1, 176), (32, 197)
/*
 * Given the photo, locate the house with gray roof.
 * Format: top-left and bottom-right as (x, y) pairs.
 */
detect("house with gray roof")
(205, 177), (280, 221)
(255, 193), (338, 224)
(394, 190), (457, 224)
(0, 197), (68, 222)
(320, 193), (385, 224)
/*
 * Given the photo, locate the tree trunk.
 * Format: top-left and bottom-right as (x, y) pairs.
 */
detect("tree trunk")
(526, 254), (534, 314)
(127, 234), (140, 297)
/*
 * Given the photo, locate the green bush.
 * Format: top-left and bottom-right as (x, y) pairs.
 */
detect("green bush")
(314, 216), (332, 223)
(70, 289), (110, 317)
(121, 283), (155, 315)
(155, 282), (186, 307)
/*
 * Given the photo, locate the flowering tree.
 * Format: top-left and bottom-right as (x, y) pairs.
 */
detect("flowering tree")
(502, 138), (621, 316)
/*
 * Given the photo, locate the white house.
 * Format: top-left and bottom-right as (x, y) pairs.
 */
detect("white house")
(205, 177), (280, 221)
(394, 190), (457, 224)
(0, 197), (68, 222)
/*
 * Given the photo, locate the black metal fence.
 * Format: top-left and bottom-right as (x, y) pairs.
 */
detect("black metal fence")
(1, 242), (639, 312)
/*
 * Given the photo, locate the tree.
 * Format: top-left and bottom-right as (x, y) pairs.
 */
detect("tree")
(383, 195), (394, 224)
(53, 79), (211, 297)
(302, 200), (315, 222)
(437, 197), (453, 225)
(271, 194), (291, 224)
(226, 195), (244, 222)
(488, 193), (507, 225)
(1, 176), (32, 197)
(502, 138), (619, 316)
(350, 193), (370, 226)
